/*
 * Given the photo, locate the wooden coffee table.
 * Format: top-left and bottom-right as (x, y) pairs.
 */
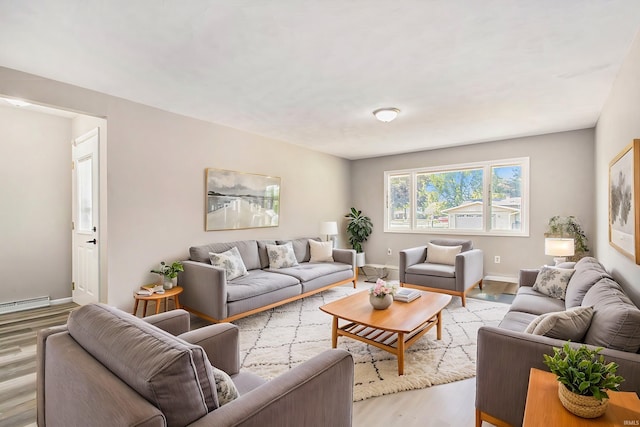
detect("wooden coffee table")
(320, 290), (452, 375)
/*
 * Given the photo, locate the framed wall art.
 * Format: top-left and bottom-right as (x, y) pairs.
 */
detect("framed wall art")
(609, 139), (640, 264)
(205, 168), (280, 231)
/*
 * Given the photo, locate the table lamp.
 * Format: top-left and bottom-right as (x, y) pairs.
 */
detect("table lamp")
(544, 238), (574, 266)
(320, 221), (338, 247)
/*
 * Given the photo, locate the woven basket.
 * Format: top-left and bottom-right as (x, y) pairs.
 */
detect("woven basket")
(557, 382), (609, 418)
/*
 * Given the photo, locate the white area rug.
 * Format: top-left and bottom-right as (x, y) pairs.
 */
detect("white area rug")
(234, 286), (509, 401)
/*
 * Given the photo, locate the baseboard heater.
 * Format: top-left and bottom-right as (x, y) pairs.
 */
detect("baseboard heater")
(0, 296), (51, 314)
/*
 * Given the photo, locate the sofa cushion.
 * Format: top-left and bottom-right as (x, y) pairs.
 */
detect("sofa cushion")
(509, 287), (566, 315)
(277, 237), (320, 263)
(532, 266), (575, 300)
(426, 242), (462, 266)
(524, 306), (593, 341)
(309, 239), (334, 262)
(190, 240), (261, 271)
(498, 311), (539, 332)
(565, 257), (612, 308)
(226, 269), (300, 302)
(405, 262), (455, 278)
(582, 278), (640, 352)
(267, 262), (352, 283)
(267, 242), (299, 269)
(209, 246), (248, 281)
(257, 239), (277, 269)
(67, 304), (218, 427)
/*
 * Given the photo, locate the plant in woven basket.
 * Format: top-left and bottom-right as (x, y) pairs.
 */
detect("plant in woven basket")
(543, 343), (624, 418)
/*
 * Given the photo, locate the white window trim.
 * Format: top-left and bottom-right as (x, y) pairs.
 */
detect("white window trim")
(384, 157), (530, 237)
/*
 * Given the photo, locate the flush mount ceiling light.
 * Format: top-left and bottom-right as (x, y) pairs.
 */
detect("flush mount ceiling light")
(2, 97), (32, 107)
(373, 108), (400, 122)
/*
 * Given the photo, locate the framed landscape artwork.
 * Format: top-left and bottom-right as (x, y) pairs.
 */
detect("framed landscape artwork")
(205, 168), (280, 231)
(609, 139), (640, 264)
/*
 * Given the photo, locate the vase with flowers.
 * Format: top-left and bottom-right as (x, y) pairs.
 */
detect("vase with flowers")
(369, 278), (398, 310)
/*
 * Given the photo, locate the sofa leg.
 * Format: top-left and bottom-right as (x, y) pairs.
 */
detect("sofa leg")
(478, 279), (483, 290)
(475, 409), (482, 427)
(461, 293), (466, 307)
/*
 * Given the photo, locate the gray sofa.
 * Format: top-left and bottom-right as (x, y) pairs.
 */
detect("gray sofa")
(180, 238), (356, 323)
(37, 304), (354, 427)
(399, 238), (484, 306)
(476, 257), (640, 427)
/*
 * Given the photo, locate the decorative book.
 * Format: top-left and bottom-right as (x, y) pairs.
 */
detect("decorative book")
(393, 288), (420, 302)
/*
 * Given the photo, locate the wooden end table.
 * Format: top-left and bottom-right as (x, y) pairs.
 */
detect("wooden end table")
(133, 286), (183, 317)
(523, 368), (640, 426)
(319, 290), (452, 375)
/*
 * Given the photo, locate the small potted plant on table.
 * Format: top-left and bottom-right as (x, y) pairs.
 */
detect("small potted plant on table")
(543, 343), (624, 418)
(151, 261), (184, 290)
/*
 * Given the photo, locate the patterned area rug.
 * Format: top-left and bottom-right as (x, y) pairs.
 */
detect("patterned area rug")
(234, 286), (509, 401)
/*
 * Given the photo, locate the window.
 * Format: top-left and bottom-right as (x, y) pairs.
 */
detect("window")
(384, 158), (529, 236)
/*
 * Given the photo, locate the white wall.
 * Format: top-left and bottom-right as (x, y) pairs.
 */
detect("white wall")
(350, 129), (595, 279)
(0, 105), (71, 302)
(595, 32), (640, 305)
(0, 67), (351, 311)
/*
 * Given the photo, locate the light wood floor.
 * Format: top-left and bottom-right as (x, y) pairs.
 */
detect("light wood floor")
(0, 281), (510, 427)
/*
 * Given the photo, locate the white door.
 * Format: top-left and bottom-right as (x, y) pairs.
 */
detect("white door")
(72, 128), (100, 305)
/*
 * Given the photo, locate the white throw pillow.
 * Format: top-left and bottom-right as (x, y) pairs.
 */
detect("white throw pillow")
(426, 243), (462, 265)
(524, 306), (594, 341)
(209, 247), (248, 281)
(532, 266), (575, 300)
(266, 242), (299, 269)
(309, 239), (334, 262)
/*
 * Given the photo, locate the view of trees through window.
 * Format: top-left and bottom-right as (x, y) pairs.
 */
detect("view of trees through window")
(386, 158), (527, 234)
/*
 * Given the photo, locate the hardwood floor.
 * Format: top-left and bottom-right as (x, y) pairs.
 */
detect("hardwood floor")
(0, 281), (510, 426)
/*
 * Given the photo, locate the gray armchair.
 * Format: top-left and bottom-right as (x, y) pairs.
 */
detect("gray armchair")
(37, 304), (354, 427)
(399, 238), (484, 306)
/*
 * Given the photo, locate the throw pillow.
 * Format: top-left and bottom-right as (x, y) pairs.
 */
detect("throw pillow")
(309, 239), (334, 262)
(211, 366), (239, 406)
(532, 266), (575, 300)
(209, 246), (248, 281)
(426, 243), (462, 266)
(266, 242), (299, 269)
(524, 306), (594, 341)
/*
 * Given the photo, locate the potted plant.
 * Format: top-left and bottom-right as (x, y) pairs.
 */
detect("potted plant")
(345, 207), (373, 267)
(151, 261), (184, 289)
(545, 216), (589, 261)
(543, 343), (624, 418)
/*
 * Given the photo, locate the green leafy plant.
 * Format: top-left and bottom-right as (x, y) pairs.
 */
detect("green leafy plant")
(150, 261), (184, 279)
(345, 207), (373, 253)
(543, 343), (624, 401)
(545, 216), (589, 261)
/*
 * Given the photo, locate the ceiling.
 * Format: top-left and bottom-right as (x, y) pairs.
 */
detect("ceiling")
(1, 1), (639, 160)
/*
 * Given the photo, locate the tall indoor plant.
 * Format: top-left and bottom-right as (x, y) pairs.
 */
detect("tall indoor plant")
(345, 207), (373, 267)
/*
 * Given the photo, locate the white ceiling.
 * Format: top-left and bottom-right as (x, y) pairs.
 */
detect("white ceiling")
(1, 1), (639, 159)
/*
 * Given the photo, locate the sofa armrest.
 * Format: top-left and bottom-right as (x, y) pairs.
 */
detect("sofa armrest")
(454, 249), (483, 291)
(332, 248), (356, 269)
(179, 260), (228, 321)
(519, 269), (540, 287)
(476, 326), (640, 426)
(190, 349), (354, 427)
(143, 309), (190, 335)
(179, 323), (240, 375)
(399, 246), (427, 282)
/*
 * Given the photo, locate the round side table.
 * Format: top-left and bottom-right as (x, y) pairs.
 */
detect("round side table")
(133, 286), (184, 317)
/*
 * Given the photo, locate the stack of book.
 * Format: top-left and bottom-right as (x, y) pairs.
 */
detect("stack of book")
(393, 288), (421, 303)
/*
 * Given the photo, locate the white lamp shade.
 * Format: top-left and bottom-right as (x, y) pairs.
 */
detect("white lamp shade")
(320, 221), (338, 236)
(544, 238), (575, 257)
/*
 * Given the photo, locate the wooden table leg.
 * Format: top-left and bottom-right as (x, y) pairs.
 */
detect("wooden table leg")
(397, 332), (405, 375)
(331, 316), (338, 348)
(174, 294), (181, 309)
(143, 301), (148, 317)
(155, 299), (161, 315)
(133, 299), (139, 316)
(436, 311), (443, 340)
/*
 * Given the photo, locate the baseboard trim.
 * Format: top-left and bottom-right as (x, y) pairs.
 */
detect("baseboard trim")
(51, 297), (73, 305)
(483, 275), (518, 283)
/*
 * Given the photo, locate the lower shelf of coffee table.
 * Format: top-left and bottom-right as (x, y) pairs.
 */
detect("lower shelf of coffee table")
(338, 317), (437, 351)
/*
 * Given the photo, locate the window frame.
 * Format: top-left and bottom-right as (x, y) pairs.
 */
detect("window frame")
(384, 157), (530, 237)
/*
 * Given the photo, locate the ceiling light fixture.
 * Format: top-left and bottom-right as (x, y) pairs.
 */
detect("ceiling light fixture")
(2, 97), (32, 107)
(373, 108), (400, 122)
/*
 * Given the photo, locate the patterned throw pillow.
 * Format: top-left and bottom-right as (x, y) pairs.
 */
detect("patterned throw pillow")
(209, 246), (248, 281)
(532, 266), (575, 300)
(266, 242), (299, 269)
(211, 366), (239, 406)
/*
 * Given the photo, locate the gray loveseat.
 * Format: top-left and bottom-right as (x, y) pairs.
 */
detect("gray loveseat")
(37, 304), (354, 427)
(180, 238), (356, 323)
(476, 257), (640, 427)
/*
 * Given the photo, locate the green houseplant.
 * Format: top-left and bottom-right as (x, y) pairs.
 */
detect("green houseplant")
(545, 216), (589, 261)
(345, 207), (373, 267)
(151, 261), (184, 289)
(543, 343), (624, 418)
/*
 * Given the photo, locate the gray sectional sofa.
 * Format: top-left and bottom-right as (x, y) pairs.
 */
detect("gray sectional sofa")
(180, 238), (356, 323)
(476, 257), (640, 426)
(37, 304), (354, 427)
